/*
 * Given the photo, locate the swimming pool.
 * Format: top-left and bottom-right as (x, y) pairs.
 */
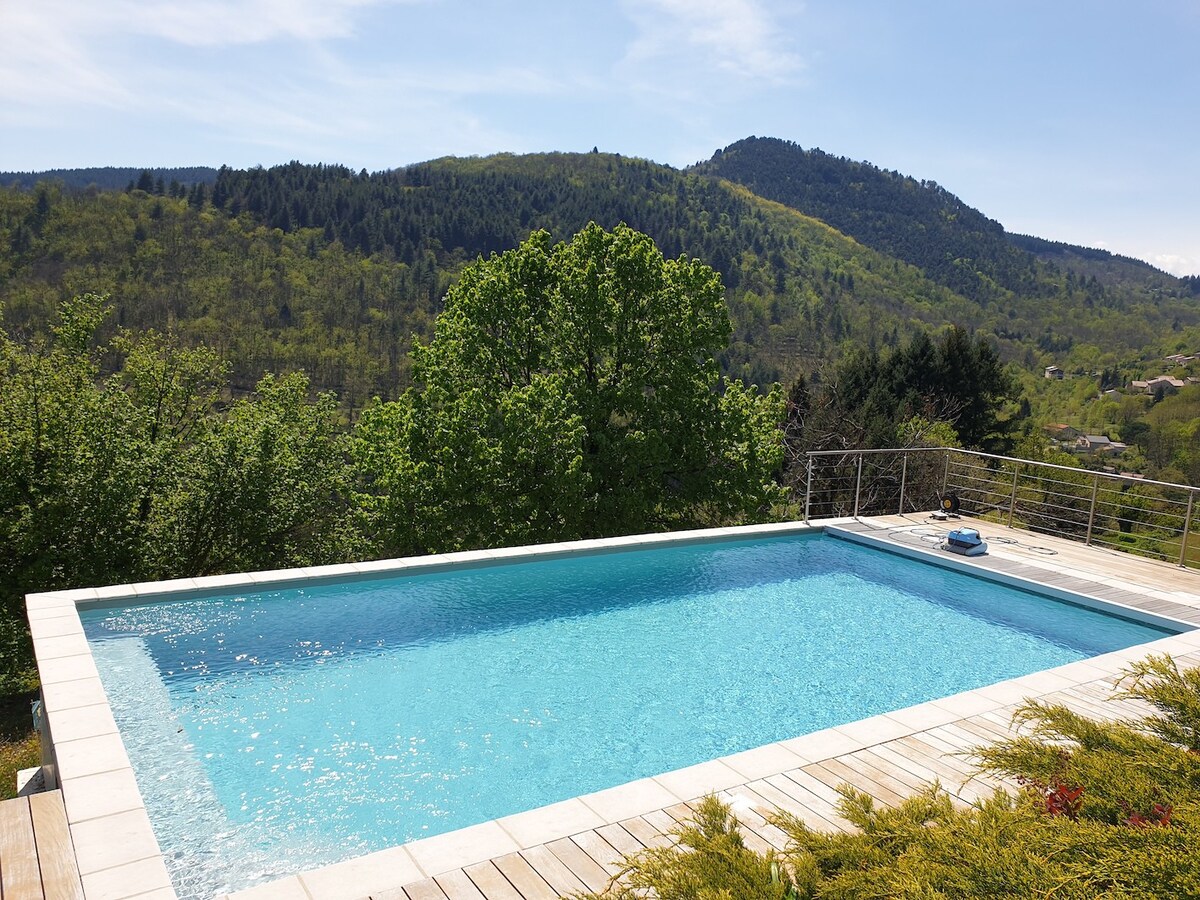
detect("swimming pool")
(80, 531), (1172, 898)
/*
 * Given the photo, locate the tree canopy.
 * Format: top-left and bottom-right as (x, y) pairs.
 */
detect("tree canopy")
(354, 223), (786, 553)
(783, 326), (1019, 484)
(0, 295), (357, 691)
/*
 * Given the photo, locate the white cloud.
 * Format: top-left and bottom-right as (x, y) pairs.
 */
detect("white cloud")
(619, 0), (801, 82)
(1152, 254), (1200, 278)
(126, 0), (398, 48)
(0, 4), (135, 112)
(0, 0), (409, 112)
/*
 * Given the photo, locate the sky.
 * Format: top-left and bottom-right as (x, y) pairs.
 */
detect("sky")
(2, 0), (1198, 275)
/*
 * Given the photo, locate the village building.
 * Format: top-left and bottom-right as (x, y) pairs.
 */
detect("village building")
(1129, 375), (1186, 395)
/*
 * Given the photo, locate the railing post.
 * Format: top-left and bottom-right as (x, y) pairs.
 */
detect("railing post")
(1085, 474), (1100, 546)
(898, 452), (908, 515)
(853, 453), (864, 519)
(803, 455), (813, 524)
(1007, 463), (1019, 528)
(941, 449), (951, 499)
(1180, 492), (1195, 567)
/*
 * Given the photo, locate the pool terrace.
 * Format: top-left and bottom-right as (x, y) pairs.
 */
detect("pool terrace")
(20, 509), (1200, 900)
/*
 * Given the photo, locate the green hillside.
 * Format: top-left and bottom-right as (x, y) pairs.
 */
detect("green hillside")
(2, 145), (1197, 413)
(694, 136), (1182, 303)
(0, 155), (985, 401)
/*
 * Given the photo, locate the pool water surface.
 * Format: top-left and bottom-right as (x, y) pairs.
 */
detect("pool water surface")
(81, 533), (1171, 897)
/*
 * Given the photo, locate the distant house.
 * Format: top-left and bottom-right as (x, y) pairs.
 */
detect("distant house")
(1044, 423), (1081, 442)
(1075, 434), (1126, 455)
(1165, 354), (1197, 367)
(1044, 365), (1064, 380)
(1130, 375), (1186, 395)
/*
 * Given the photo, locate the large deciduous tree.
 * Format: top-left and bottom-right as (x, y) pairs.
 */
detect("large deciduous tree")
(355, 223), (785, 554)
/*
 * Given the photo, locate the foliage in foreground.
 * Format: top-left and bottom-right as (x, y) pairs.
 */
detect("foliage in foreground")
(576, 654), (1200, 899)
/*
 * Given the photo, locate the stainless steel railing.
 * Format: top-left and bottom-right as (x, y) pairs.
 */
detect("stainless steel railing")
(802, 447), (1200, 569)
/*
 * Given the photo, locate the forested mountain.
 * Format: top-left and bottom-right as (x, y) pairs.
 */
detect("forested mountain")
(2, 145), (1196, 409)
(0, 156), (988, 399)
(694, 136), (1182, 304)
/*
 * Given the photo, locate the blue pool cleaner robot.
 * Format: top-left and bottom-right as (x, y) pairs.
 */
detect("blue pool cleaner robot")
(942, 527), (988, 557)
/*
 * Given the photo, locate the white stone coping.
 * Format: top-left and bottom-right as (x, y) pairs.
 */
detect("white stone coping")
(23, 515), (1195, 899)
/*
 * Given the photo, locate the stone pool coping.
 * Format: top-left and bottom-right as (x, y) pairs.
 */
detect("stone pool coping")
(25, 515), (1200, 899)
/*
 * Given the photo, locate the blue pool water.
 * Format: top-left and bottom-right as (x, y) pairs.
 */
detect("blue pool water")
(82, 533), (1171, 897)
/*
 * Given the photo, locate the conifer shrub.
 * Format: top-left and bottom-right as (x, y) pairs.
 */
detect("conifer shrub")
(581, 794), (795, 900)
(574, 655), (1200, 899)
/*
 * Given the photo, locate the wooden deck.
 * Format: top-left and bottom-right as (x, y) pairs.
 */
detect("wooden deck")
(0, 791), (83, 900)
(228, 514), (1200, 900)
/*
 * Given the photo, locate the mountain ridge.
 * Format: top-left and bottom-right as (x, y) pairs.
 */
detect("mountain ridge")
(1, 143), (1176, 283)
(1, 140), (1195, 409)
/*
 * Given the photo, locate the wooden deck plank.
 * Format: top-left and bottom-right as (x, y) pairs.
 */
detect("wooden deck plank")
(733, 824), (776, 856)
(920, 725), (996, 765)
(739, 779), (841, 833)
(880, 737), (996, 791)
(518, 845), (589, 896)
(661, 803), (694, 824)
(712, 790), (793, 850)
(0, 797), (43, 900)
(1046, 694), (1127, 724)
(490, 852), (557, 900)
(679, 796), (776, 857)
(27, 792), (82, 900)
(770, 768), (845, 808)
(872, 741), (993, 804)
(911, 726), (985, 758)
(844, 748), (931, 794)
(806, 758), (906, 807)
(461, 862), (525, 900)
(614, 817), (663, 850)
(570, 830), (627, 877)
(633, 810), (678, 847)
(432, 870), (487, 900)
(769, 771), (855, 829)
(941, 717), (1011, 746)
(738, 817), (790, 852)
(370, 886), (410, 900)
(399, 877), (450, 900)
(867, 743), (970, 800)
(593, 823), (645, 858)
(544, 838), (610, 893)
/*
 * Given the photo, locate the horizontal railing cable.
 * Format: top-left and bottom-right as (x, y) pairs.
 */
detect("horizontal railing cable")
(802, 446), (1200, 570)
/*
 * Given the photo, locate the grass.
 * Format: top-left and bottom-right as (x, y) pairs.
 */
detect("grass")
(0, 615), (42, 799)
(0, 690), (41, 800)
